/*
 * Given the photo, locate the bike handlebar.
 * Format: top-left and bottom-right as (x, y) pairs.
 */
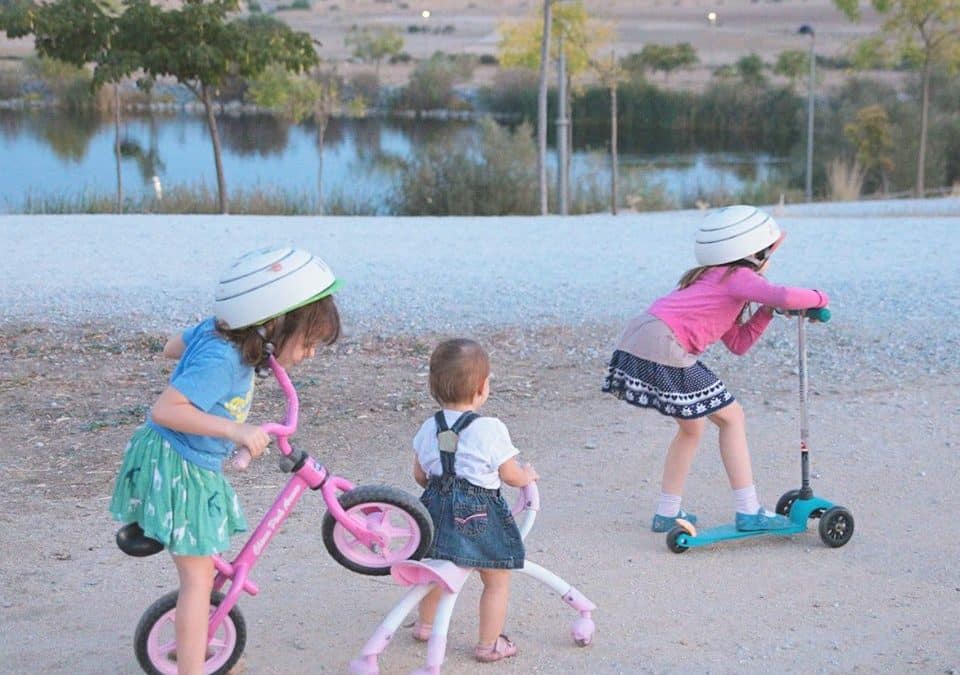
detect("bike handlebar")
(232, 356), (300, 470)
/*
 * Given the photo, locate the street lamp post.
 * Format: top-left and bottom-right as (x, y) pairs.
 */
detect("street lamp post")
(799, 24), (815, 202)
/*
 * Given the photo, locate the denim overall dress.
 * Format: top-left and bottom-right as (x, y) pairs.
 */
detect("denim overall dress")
(419, 411), (525, 570)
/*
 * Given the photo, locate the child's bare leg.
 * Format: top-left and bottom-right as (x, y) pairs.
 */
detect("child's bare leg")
(477, 568), (512, 646)
(660, 417), (705, 495)
(710, 402), (754, 489)
(418, 585), (444, 626)
(173, 554), (215, 675)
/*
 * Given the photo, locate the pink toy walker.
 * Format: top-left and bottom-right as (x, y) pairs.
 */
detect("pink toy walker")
(350, 482), (597, 674)
(115, 356), (434, 675)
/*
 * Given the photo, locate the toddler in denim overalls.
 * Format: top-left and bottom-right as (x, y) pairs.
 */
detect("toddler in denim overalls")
(412, 339), (538, 663)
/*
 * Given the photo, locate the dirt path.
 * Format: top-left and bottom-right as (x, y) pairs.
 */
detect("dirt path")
(1, 320), (957, 674)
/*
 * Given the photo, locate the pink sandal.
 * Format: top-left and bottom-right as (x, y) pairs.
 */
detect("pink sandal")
(473, 634), (518, 663)
(412, 621), (432, 642)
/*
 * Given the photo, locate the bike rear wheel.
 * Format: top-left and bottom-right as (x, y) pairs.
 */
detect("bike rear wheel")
(322, 485), (433, 576)
(134, 590), (246, 675)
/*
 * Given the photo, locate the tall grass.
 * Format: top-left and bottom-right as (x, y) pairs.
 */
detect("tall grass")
(826, 159), (866, 201)
(16, 183), (380, 215)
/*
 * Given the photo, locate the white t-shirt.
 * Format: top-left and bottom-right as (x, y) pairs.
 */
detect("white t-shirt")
(413, 410), (519, 490)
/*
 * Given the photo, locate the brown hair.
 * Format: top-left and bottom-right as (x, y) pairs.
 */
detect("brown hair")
(218, 294), (341, 370)
(676, 252), (770, 290)
(429, 338), (490, 406)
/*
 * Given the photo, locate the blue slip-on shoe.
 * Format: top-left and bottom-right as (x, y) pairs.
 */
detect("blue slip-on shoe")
(651, 509), (698, 533)
(735, 507), (793, 532)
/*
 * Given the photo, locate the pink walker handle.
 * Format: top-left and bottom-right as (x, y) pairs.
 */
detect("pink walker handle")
(231, 357), (300, 470)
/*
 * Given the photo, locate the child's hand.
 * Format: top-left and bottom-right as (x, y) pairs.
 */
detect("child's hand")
(522, 462), (539, 483)
(231, 423), (271, 459)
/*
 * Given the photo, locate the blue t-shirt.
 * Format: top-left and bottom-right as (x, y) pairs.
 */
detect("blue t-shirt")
(148, 317), (255, 472)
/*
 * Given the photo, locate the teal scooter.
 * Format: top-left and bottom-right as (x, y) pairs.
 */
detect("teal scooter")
(666, 307), (855, 553)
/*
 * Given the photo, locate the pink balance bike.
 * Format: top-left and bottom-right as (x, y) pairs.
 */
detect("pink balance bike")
(115, 355), (434, 675)
(350, 482), (597, 674)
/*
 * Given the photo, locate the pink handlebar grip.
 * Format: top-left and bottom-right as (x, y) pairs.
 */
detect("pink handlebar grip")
(232, 448), (252, 470)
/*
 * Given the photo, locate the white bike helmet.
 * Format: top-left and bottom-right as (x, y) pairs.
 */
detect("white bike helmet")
(694, 205), (785, 266)
(214, 246), (342, 329)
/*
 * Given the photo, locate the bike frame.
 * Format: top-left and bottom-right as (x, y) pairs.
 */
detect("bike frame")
(205, 356), (390, 638)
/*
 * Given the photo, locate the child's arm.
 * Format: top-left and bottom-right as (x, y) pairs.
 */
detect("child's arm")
(498, 458), (538, 488)
(151, 386), (271, 458)
(413, 457), (429, 488)
(163, 335), (186, 360)
(728, 268), (829, 310)
(721, 305), (775, 355)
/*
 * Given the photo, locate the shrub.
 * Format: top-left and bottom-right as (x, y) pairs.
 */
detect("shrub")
(348, 71), (381, 107)
(389, 118), (538, 215)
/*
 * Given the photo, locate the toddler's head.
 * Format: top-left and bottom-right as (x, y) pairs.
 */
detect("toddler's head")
(429, 339), (490, 408)
(214, 246), (342, 369)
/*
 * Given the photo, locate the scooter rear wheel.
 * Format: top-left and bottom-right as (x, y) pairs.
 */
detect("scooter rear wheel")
(818, 506), (854, 548)
(666, 526), (690, 554)
(775, 489), (800, 516)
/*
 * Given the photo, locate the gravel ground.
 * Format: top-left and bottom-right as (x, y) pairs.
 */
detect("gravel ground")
(2, 198), (959, 674)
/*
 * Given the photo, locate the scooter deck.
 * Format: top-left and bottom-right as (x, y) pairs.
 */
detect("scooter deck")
(674, 495), (836, 549)
(681, 522), (807, 547)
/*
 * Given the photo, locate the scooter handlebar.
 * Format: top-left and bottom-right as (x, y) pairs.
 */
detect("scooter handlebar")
(781, 307), (831, 323)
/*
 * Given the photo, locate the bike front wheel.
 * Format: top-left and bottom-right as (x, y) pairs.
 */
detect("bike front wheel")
(134, 590), (246, 675)
(322, 484), (433, 576)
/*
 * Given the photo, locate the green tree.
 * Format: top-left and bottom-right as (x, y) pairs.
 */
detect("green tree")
(107, 3), (317, 213)
(773, 49), (810, 91)
(735, 53), (767, 88)
(2, 0), (318, 214)
(499, 0), (613, 212)
(834, 0), (960, 196)
(248, 64), (346, 213)
(345, 26), (403, 78)
(632, 42), (698, 83)
(844, 104), (895, 193)
(2, 0), (132, 210)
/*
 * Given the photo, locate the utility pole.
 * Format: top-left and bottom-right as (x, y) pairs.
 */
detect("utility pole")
(557, 33), (569, 216)
(537, 0), (552, 214)
(799, 24), (815, 202)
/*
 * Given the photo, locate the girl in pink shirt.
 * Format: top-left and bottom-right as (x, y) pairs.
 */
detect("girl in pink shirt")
(602, 205), (829, 534)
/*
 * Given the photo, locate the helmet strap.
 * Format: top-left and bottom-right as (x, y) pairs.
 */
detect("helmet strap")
(255, 325), (277, 377)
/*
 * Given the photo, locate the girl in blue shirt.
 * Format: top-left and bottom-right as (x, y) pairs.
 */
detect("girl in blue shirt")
(109, 246), (342, 675)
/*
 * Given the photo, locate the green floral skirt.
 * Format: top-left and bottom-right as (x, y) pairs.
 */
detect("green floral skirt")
(109, 426), (248, 556)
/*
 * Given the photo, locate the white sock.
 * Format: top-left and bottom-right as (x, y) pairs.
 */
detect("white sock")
(655, 493), (682, 518)
(733, 485), (761, 515)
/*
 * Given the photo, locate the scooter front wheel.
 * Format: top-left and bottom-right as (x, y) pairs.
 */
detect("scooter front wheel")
(134, 590), (246, 675)
(818, 506), (854, 548)
(322, 485), (434, 576)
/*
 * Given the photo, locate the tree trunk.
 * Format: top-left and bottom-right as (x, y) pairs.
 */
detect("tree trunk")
(917, 57), (930, 197)
(202, 84), (228, 214)
(610, 81), (618, 215)
(114, 84), (123, 214)
(536, 0), (552, 215)
(317, 115), (327, 215)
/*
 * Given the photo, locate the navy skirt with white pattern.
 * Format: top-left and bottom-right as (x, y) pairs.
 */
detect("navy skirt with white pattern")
(602, 349), (735, 419)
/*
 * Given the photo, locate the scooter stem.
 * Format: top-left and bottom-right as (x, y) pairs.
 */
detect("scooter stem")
(798, 315), (813, 499)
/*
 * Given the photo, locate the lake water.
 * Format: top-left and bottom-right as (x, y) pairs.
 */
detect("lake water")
(0, 109), (792, 213)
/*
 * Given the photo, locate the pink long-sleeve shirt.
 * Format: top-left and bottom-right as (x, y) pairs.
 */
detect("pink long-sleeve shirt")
(648, 266), (828, 356)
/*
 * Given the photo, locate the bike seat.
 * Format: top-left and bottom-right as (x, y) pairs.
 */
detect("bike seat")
(391, 559), (471, 593)
(116, 522), (165, 557)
